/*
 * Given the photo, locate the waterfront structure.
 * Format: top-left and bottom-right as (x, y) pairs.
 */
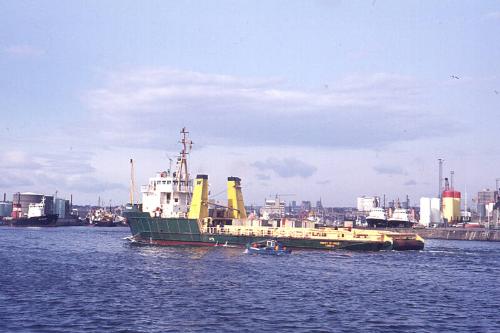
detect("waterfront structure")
(54, 198), (70, 218)
(477, 189), (497, 219)
(419, 197), (442, 226)
(0, 201), (13, 218)
(477, 189), (497, 205)
(441, 177), (461, 224)
(260, 196), (285, 219)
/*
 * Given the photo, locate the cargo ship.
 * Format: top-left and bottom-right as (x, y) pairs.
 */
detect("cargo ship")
(9, 197), (58, 227)
(124, 128), (424, 251)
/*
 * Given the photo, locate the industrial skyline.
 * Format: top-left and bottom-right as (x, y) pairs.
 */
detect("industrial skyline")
(1, 1), (500, 205)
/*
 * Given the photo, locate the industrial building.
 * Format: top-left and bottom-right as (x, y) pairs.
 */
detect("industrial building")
(477, 189), (498, 205)
(260, 197), (286, 219)
(356, 196), (380, 212)
(419, 197), (441, 227)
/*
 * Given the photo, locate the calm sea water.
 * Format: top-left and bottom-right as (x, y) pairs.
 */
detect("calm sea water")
(0, 226), (499, 333)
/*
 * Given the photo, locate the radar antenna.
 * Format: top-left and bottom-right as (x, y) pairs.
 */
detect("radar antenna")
(176, 127), (193, 191)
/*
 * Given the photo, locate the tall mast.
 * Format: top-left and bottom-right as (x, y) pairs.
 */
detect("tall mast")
(130, 158), (136, 205)
(176, 127), (193, 191)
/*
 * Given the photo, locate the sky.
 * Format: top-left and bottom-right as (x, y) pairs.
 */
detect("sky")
(1, 0), (499, 207)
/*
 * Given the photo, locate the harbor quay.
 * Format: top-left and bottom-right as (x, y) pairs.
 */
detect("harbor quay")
(390, 227), (500, 242)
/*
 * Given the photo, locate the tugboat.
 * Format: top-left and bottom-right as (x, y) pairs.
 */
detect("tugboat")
(246, 239), (291, 255)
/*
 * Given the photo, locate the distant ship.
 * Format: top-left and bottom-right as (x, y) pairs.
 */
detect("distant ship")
(88, 208), (116, 227)
(124, 128), (424, 251)
(9, 197), (58, 227)
(366, 207), (388, 228)
(387, 208), (415, 228)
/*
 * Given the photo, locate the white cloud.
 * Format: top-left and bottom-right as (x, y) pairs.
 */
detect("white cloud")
(252, 158), (317, 178)
(0, 149), (122, 201)
(83, 67), (450, 150)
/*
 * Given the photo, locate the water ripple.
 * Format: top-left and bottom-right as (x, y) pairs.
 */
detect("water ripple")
(0, 227), (499, 332)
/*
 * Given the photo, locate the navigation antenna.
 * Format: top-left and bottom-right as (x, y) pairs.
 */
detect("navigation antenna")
(176, 127), (193, 191)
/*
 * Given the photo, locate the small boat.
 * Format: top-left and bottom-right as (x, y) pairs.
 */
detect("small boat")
(246, 239), (291, 255)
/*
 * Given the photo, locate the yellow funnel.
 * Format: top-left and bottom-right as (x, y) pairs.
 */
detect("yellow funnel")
(227, 176), (247, 219)
(188, 174), (209, 219)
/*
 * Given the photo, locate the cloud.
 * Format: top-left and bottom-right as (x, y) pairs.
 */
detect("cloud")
(65, 176), (126, 193)
(251, 158), (317, 178)
(404, 180), (417, 186)
(485, 11), (500, 20)
(36, 152), (96, 175)
(0, 151), (42, 170)
(316, 179), (331, 185)
(255, 173), (271, 180)
(0, 172), (34, 188)
(373, 165), (406, 176)
(0, 150), (95, 175)
(2, 44), (45, 57)
(0, 150), (122, 196)
(83, 68), (454, 150)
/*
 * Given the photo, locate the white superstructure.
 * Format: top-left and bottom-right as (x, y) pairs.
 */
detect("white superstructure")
(366, 207), (388, 227)
(27, 197), (46, 218)
(141, 128), (193, 218)
(388, 208), (413, 227)
(367, 207), (387, 220)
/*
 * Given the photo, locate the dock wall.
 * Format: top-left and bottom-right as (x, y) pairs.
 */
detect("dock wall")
(392, 228), (500, 242)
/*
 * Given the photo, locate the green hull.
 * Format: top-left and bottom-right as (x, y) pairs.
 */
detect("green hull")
(125, 212), (392, 251)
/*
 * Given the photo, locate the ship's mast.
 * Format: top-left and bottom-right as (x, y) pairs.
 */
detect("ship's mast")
(176, 127), (193, 191)
(130, 158), (136, 205)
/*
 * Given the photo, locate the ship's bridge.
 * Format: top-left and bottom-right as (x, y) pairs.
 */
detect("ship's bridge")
(141, 171), (192, 218)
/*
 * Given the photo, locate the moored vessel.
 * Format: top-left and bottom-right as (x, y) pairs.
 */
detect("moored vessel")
(366, 207), (388, 228)
(9, 197), (58, 227)
(388, 208), (416, 228)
